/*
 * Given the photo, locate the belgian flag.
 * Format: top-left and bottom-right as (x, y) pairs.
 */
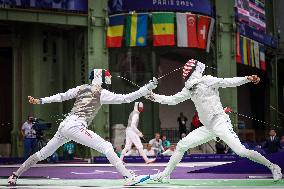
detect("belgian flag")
(152, 12), (175, 46)
(106, 15), (125, 48)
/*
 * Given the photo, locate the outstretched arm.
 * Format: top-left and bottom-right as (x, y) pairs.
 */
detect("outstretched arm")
(207, 75), (260, 88)
(28, 85), (81, 104)
(100, 78), (157, 104)
(100, 88), (148, 104)
(147, 87), (191, 105)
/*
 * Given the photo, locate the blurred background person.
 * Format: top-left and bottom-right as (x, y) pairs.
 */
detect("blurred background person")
(63, 141), (75, 160)
(149, 133), (164, 155)
(144, 144), (155, 157)
(21, 115), (37, 160)
(114, 147), (121, 158)
(125, 145), (139, 156)
(177, 112), (188, 138)
(258, 129), (281, 154)
(120, 102), (155, 164)
(190, 112), (203, 131)
(215, 137), (226, 154)
(162, 145), (176, 156)
(162, 135), (171, 150)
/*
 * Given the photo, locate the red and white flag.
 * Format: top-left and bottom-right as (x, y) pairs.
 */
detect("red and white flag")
(197, 15), (211, 50)
(236, 32), (242, 63)
(176, 13), (198, 48)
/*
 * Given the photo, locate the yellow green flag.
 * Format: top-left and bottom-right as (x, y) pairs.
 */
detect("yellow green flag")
(152, 12), (175, 46)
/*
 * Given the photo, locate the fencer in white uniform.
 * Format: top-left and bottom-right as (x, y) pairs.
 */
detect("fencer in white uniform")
(120, 102), (156, 164)
(148, 59), (282, 182)
(8, 69), (158, 186)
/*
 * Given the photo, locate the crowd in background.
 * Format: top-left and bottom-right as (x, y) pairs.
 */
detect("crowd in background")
(114, 133), (176, 158)
(110, 111), (284, 158)
(111, 128), (284, 159)
(21, 114), (284, 162)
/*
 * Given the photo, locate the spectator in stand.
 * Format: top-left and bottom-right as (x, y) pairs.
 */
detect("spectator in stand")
(144, 144), (155, 157)
(215, 137), (226, 154)
(114, 147), (121, 157)
(125, 145), (139, 156)
(258, 129), (282, 154)
(21, 115), (37, 160)
(63, 142), (75, 160)
(177, 112), (188, 138)
(162, 145), (176, 156)
(149, 133), (164, 155)
(162, 135), (171, 150)
(191, 112), (203, 131)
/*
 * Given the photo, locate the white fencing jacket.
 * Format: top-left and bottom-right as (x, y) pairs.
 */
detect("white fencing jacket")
(40, 84), (150, 126)
(153, 75), (250, 126)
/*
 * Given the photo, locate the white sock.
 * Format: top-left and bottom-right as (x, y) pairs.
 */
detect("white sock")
(245, 149), (273, 169)
(105, 150), (132, 178)
(15, 154), (40, 177)
(138, 148), (149, 163)
(162, 150), (184, 177)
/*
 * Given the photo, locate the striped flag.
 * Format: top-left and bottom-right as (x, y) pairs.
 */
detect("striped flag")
(250, 40), (255, 67)
(152, 12), (175, 46)
(241, 36), (248, 65)
(197, 15), (211, 50)
(176, 13), (198, 47)
(247, 39), (251, 66)
(125, 13), (148, 47)
(106, 15), (125, 47)
(254, 41), (260, 68)
(260, 46), (266, 71)
(236, 32), (242, 64)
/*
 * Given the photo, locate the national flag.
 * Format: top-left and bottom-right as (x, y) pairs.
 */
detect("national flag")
(250, 40), (255, 67)
(260, 46), (266, 71)
(240, 36), (244, 64)
(176, 13), (198, 47)
(106, 15), (125, 48)
(253, 41), (260, 68)
(247, 39), (251, 66)
(236, 32), (242, 63)
(152, 12), (175, 46)
(206, 17), (215, 52)
(197, 15), (211, 50)
(241, 36), (248, 65)
(125, 13), (148, 47)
